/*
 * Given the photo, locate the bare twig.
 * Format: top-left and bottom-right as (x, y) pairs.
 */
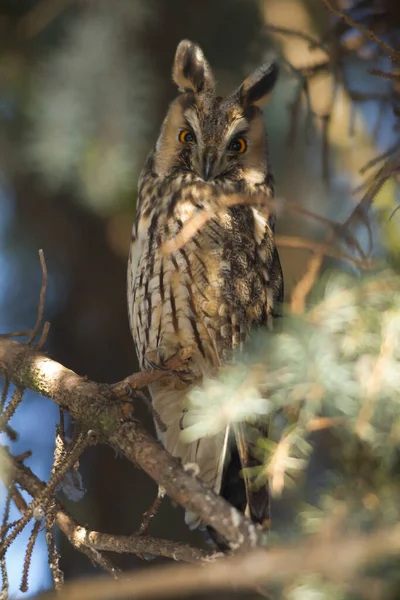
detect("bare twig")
(0, 552), (8, 599)
(368, 68), (400, 81)
(321, 114), (331, 182)
(0, 378), (9, 413)
(288, 136), (392, 312)
(7, 481), (119, 577)
(0, 388), (25, 433)
(27, 250), (48, 345)
(0, 485), (13, 540)
(37, 322), (51, 350)
(20, 519), (42, 593)
(0, 330), (34, 339)
(290, 253), (325, 315)
(264, 23), (328, 52)
(275, 235), (375, 270)
(138, 487), (166, 536)
(0, 251), (50, 344)
(0, 432), (90, 556)
(0, 485), (12, 599)
(321, 0), (400, 61)
(0, 376), (18, 441)
(360, 142), (400, 175)
(162, 192), (365, 267)
(355, 327), (396, 438)
(45, 500), (64, 591)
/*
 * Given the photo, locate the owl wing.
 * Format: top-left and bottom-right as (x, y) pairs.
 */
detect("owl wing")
(129, 211), (232, 529)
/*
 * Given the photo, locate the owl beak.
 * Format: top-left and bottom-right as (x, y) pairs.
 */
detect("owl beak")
(202, 152), (216, 181)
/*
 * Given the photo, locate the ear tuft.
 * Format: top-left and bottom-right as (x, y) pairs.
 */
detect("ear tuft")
(239, 61), (279, 106)
(172, 39), (215, 94)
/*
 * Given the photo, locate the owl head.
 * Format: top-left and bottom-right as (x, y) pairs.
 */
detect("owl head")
(153, 40), (278, 185)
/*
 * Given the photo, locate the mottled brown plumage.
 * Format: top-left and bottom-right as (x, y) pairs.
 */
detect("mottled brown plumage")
(127, 40), (283, 533)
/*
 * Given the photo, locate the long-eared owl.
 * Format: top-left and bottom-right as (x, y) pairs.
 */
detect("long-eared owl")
(127, 40), (283, 532)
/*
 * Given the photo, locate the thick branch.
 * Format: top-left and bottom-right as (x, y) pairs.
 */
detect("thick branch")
(0, 339), (262, 548)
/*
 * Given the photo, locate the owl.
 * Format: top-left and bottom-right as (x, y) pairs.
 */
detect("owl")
(127, 40), (283, 534)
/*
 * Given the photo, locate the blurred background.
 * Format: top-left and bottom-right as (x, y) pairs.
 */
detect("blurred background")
(0, 0), (399, 597)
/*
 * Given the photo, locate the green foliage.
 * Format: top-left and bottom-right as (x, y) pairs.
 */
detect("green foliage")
(183, 269), (400, 597)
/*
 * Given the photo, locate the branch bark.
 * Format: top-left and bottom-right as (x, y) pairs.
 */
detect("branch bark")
(0, 339), (262, 549)
(35, 522), (400, 600)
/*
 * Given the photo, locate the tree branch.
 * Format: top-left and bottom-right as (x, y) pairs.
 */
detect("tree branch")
(0, 339), (262, 549)
(35, 522), (400, 600)
(0, 451), (210, 564)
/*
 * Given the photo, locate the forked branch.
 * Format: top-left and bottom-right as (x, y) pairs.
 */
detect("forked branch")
(0, 338), (262, 549)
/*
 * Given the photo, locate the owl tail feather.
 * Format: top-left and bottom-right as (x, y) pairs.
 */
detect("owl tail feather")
(150, 380), (269, 542)
(184, 424), (230, 530)
(151, 382), (230, 530)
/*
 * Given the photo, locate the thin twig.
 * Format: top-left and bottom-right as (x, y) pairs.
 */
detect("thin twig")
(276, 235), (374, 269)
(138, 487), (166, 536)
(321, 0), (400, 60)
(20, 519), (42, 593)
(290, 252), (325, 315)
(288, 137), (395, 312)
(360, 142), (400, 175)
(6, 455), (212, 565)
(37, 321), (51, 350)
(0, 389), (25, 434)
(0, 432), (89, 556)
(3, 425), (17, 441)
(368, 68), (400, 81)
(9, 479), (120, 577)
(0, 378), (19, 440)
(27, 249), (48, 345)
(0, 378), (9, 413)
(355, 327), (395, 438)
(0, 486), (12, 599)
(45, 500), (64, 591)
(264, 23), (328, 52)
(162, 193), (364, 263)
(321, 114), (331, 182)
(0, 552), (8, 599)
(0, 330), (34, 339)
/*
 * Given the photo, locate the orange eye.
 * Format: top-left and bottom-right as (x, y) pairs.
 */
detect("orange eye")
(179, 129), (195, 143)
(228, 136), (247, 153)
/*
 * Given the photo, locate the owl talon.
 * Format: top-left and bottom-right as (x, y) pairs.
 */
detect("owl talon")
(174, 368), (194, 384)
(146, 358), (181, 376)
(145, 358), (166, 372)
(145, 356), (193, 382)
(117, 399), (136, 422)
(179, 408), (188, 431)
